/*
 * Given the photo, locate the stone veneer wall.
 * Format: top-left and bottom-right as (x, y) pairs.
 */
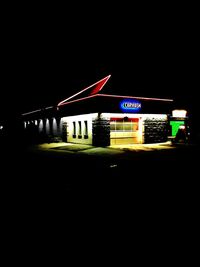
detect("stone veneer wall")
(92, 117), (110, 146)
(144, 117), (168, 143)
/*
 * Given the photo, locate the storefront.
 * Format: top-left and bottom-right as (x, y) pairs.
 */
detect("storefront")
(22, 75), (174, 146)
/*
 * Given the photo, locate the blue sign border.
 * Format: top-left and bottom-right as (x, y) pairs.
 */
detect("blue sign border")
(120, 99), (141, 112)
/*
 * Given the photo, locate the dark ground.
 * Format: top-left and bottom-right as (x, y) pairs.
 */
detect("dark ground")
(1, 140), (199, 254)
(1, 141), (199, 205)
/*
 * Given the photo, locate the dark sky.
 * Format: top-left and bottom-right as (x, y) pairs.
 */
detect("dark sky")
(1, 4), (199, 121)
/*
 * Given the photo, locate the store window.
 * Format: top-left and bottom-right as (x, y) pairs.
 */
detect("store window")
(78, 121), (82, 138)
(84, 121), (88, 139)
(73, 121), (76, 138)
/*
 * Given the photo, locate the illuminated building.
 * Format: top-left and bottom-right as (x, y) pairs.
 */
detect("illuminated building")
(22, 74), (178, 146)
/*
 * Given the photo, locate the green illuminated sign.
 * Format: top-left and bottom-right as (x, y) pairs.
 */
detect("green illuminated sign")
(170, 121), (184, 136)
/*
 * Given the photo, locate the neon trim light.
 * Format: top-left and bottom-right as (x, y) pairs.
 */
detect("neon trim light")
(57, 93), (173, 107)
(120, 99), (142, 112)
(22, 74), (173, 116)
(22, 109), (42, 116)
(98, 94), (173, 102)
(21, 106), (53, 116)
(45, 106), (54, 110)
(57, 74), (111, 106)
(57, 94), (97, 106)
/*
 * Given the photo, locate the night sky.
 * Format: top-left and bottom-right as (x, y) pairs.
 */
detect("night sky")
(1, 4), (199, 123)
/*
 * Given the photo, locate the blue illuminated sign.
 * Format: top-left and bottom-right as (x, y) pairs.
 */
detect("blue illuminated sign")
(120, 99), (141, 112)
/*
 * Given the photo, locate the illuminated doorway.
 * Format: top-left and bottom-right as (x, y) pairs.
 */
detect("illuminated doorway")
(110, 117), (140, 145)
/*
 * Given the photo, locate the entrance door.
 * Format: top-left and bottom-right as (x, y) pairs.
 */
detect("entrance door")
(110, 117), (140, 145)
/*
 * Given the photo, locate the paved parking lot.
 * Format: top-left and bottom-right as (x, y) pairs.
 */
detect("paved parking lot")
(36, 141), (174, 154)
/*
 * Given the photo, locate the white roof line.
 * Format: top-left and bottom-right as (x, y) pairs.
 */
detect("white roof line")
(21, 106), (54, 116)
(21, 109), (42, 116)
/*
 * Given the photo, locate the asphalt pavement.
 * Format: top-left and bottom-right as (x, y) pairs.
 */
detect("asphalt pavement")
(1, 140), (199, 246)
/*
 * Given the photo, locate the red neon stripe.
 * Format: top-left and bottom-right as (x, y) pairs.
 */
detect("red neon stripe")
(58, 94), (97, 106)
(97, 94), (173, 102)
(57, 74), (111, 106)
(90, 75), (111, 95)
(57, 93), (173, 108)
(110, 117), (139, 122)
